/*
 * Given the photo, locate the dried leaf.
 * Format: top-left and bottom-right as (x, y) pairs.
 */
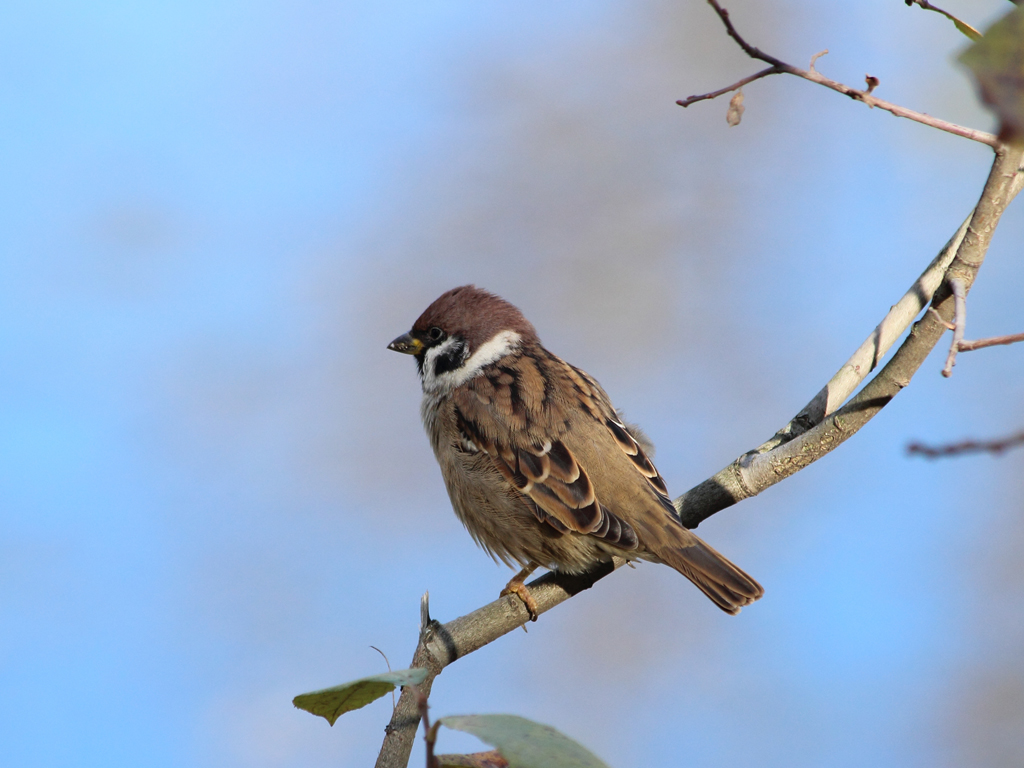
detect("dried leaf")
(907, 1), (982, 41)
(292, 668), (428, 726)
(726, 90), (745, 127)
(959, 6), (1024, 140)
(953, 18), (983, 42)
(440, 714), (612, 768)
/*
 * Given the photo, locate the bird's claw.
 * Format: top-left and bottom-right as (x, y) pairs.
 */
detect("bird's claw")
(501, 580), (539, 621)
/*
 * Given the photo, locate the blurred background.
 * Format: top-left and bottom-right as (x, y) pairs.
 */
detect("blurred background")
(1, 1), (1022, 766)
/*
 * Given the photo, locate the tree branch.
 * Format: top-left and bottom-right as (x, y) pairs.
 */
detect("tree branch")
(678, 0), (999, 147)
(678, 65), (781, 107)
(903, 0), (982, 41)
(677, 145), (1024, 528)
(377, 147), (1024, 765)
(414, 685), (440, 768)
(908, 430), (1024, 458)
(941, 277), (967, 377)
(957, 331), (1024, 352)
(373, 13), (1024, 767)
(375, 561), (622, 768)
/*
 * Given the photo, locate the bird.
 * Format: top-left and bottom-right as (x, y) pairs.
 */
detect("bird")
(388, 285), (763, 619)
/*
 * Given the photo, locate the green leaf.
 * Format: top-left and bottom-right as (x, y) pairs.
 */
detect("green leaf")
(292, 668), (427, 726)
(440, 714), (612, 768)
(959, 7), (1024, 139)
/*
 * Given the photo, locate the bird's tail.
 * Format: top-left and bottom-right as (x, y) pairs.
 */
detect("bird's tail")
(641, 518), (764, 614)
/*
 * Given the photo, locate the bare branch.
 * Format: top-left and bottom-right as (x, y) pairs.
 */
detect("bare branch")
(370, 645), (397, 711)
(958, 332), (1024, 352)
(908, 430), (1024, 458)
(434, 751), (508, 768)
(941, 278), (968, 377)
(677, 66), (780, 107)
(413, 686), (440, 768)
(808, 49), (828, 72)
(677, 146), (1024, 528)
(375, 561), (622, 768)
(904, 0), (983, 41)
(928, 307), (956, 331)
(682, 1), (999, 146)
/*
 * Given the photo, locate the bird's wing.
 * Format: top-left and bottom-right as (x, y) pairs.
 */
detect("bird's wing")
(566, 364), (675, 510)
(452, 349), (764, 613)
(451, 350), (680, 550)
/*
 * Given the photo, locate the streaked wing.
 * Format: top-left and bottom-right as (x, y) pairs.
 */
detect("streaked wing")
(568, 365), (674, 512)
(451, 354), (639, 550)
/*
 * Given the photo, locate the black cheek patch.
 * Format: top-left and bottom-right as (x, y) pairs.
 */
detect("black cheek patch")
(432, 340), (468, 376)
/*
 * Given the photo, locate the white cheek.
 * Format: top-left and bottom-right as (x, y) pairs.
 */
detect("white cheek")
(420, 330), (522, 394)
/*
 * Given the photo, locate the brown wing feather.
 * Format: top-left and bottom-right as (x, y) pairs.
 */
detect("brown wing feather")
(556, 364), (764, 613)
(444, 328), (762, 613)
(452, 358), (638, 550)
(570, 367), (673, 503)
(604, 416), (670, 497)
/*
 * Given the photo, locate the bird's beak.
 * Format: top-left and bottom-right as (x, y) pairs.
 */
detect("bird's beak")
(387, 332), (423, 355)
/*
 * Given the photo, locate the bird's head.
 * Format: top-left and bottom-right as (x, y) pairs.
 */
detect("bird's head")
(388, 285), (538, 392)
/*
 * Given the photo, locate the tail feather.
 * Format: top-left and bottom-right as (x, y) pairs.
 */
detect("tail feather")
(645, 523), (764, 615)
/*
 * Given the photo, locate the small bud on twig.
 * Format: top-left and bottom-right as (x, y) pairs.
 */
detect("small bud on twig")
(726, 90), (745, 126)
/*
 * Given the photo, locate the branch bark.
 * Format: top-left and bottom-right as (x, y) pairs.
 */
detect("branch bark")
(941, 278), (967, 377)
(677, 145), (1024, 528)
(375, 561), (622, 768)
(957, 331), (1024, 352)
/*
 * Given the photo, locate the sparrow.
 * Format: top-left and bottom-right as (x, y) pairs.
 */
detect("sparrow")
(388, 285), (763, 618)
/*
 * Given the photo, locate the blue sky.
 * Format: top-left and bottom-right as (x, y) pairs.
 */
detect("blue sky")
(1, 2), (1021, 767)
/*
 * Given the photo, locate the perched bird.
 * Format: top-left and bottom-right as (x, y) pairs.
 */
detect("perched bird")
(388, 285), (763, 618)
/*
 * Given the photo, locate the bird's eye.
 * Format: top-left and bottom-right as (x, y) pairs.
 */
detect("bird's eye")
(428, 327), (445, 341)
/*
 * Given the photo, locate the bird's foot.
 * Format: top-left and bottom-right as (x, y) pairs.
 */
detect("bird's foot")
(501, 565), (539, 621)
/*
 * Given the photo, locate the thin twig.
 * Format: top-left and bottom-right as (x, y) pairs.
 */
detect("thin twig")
(941, 277), (967, 377)
(928, 307), (956, 331)
(958, 332), (1024, 352)
(413, 686), (440, 768)
(908, 430), (1024, 458)
(681, 0), (999, 147)
(678, 65), (780, 107)
(904, 0), (982, 40)
(370, 645), (397, 710)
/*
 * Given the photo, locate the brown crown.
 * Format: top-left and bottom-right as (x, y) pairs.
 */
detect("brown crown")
(411, 285), (539, 352)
